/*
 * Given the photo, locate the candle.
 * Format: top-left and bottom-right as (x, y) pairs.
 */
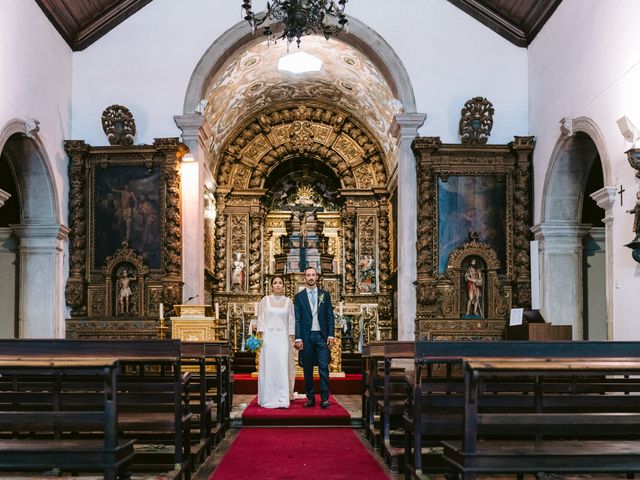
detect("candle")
(254, 301), (259, 315)
(339, 301), (344, 317)
(159, 302), (164, 319)
(214, 302), (219, 320)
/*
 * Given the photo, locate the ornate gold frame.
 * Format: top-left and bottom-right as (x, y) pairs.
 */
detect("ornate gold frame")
(412, 136), (535, 340)
(211, 101), (394, 342)
(64, 138), (187, 338)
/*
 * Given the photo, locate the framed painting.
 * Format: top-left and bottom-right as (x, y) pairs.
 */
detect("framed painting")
(437, 175), (506, 274)
(94, 165), (162, 268)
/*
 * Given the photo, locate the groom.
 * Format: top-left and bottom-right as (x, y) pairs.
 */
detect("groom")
(294, 266), (335, 409)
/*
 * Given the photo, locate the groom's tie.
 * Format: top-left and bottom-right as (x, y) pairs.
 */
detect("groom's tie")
(311, 289), (317, 309)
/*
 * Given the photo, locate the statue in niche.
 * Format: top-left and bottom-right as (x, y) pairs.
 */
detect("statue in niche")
(117, 267), (136, 315)
(231, 252), (246, 292)
(463, 257), (484, 318)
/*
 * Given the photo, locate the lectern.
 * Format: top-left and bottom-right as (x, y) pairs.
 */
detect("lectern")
(506, 323), (572, 340)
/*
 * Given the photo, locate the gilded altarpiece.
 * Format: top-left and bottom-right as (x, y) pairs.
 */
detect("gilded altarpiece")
(412, 136), (535, 340)
(210, 103), (394, 348)
(64, 138), (187, 338)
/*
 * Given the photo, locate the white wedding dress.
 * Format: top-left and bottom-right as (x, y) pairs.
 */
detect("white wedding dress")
(257, 295), (295, 408)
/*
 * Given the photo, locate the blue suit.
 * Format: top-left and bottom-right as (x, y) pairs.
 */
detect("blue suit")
(294, 288), (335, 403)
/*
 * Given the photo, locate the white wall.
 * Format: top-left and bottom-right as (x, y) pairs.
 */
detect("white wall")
(0, 0), (72, 221)
(72, 0), (528, 145)
(528, 0), (640, 339)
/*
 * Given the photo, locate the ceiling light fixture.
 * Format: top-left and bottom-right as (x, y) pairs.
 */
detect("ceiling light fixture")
(242, 0), (348, 48)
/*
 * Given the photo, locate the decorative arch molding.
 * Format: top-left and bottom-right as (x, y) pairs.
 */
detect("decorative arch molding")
(218, 103), (388, 191)
(183, 16), (417, 116)
(0, 118), (59, 224)
(542, 116), (611, 223)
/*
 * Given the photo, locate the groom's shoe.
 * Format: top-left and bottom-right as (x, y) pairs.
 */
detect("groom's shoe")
(303, 399), (316, 408)
(320, 400), (330, 409)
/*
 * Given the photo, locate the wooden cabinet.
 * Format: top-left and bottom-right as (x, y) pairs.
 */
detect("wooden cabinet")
(506, 323), (572, 340)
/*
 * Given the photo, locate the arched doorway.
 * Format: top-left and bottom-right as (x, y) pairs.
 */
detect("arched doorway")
(177, 23), (425, 340)
(0, 120), (67, 338)
(533, 118), (614, 339)
(0, 150), (19, 337)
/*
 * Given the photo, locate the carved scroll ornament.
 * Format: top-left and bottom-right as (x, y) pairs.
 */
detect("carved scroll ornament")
(101, 105), (136, 146)
(459, 97), (494, 145)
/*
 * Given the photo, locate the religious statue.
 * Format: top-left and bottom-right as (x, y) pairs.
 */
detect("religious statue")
(231, 252), (246, 292)
(117, 268), (136, 314)
(464, 259), (483, 317)
(627, 191), (640, 239)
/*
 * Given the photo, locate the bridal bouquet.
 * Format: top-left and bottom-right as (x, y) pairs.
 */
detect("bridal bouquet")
(245, 334), (262, 353)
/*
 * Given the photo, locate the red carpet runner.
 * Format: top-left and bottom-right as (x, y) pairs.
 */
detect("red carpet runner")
(242, 395), (350, 426)
(211, 428), (390, 480)
(233, 373), (362, 395)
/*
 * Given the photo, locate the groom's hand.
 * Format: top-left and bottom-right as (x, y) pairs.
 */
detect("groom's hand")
(294, 340), (303, 351)
(327, 337), (335, 348)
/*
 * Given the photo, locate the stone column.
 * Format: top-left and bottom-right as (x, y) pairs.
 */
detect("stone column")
(174, 114), (206, 303)
(590, 186), (617, 339)
(531, 223), (591, 339)
(11, 224), (69, 338)
(391, 113), (426, 340)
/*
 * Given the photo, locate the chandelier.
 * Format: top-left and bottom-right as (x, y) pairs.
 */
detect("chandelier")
(241, 0), (348, 48)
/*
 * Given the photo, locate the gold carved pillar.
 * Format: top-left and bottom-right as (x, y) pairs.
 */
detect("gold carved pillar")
(510, 136), (535, 308)
(341, 209), (356, 294)
(213, 189), (229, 293)
(249, 209), (264, 294)
(64, 140), (90, 317)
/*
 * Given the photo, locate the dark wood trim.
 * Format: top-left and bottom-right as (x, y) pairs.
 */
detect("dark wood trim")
(35, 0), (153, 51)
(73, 0), (153, 51)
(446, 0), (562, 47)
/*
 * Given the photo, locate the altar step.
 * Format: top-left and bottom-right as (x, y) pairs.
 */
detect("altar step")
(231, 351), (362, 375)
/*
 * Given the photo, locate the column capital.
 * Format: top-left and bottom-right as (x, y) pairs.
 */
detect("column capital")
(174, 113), (205, 134)
(391, 113), (427, 138)
(531, 222), (593, 253)
(531, 222), (593, 240)
(0, 188), (10, 208)
(590, 186), (617, 211)
(9, 223), (69, 250)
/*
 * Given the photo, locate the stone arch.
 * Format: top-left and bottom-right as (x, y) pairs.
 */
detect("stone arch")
(535, 116), (612, 340)
(218, 103), (387, 191)
(183, 16), (417, 116)
(542, 117), (610, 223)
(0, 119), (59, 224)
(0, 118), (67, 338)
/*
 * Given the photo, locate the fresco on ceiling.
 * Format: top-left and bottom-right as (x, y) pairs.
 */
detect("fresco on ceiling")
(203, 36), (401, 159)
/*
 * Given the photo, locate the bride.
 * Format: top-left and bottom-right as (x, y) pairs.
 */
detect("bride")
(256, 275), (295, 408)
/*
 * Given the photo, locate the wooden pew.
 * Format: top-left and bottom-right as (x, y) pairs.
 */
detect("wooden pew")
(0, 358), (135, 480)
(443, 358), (640, 479)
(361, 341), (385, 446)
(180, 341), (231, 458)
(0, 339), (192, 480)
(380, 341), (415, 472)
(403, 340), (640, 480)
